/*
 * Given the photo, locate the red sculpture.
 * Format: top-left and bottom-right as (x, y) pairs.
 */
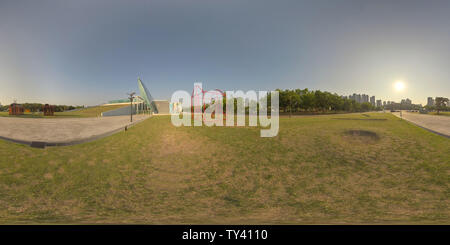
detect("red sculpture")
(191, 84), (226, 120)
(43, 104), (55, 116)
(9, 103), (24, 115)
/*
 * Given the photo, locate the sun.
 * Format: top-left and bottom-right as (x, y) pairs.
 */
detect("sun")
(394, 81), (405, 92)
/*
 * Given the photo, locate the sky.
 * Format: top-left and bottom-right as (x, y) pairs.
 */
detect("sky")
(0, 0), (449, 106)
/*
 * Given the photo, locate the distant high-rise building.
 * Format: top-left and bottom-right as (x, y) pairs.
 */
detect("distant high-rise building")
(362, 94), (369, 103)
(383, 101), (386, 106)
(405, 98), (411, 105)
(376, 100), (382, 108)
(349, 93), (380, 105)
(427, 97), (434, 107)
(370, 96), (375, 106)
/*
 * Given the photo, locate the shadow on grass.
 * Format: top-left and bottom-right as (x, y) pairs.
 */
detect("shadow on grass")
(344, 129), (380, 140)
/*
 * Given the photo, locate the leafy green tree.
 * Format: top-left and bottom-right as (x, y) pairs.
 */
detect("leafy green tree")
(287, 90), (300, 117)
(360, 102), (372, 111)
(300, 89), (315, 112)
(435, 97), (449, 115)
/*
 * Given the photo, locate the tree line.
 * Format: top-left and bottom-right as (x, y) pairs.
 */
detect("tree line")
(275, 89), (376, 114)
(0, 103), (84, 112)
(197, 88), (377, 115)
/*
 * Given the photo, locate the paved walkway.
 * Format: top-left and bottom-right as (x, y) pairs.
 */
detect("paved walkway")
(392, 111), (450, 137)
(0, 115), (150, 146)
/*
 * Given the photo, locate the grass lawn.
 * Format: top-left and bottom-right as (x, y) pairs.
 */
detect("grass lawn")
(410, 111), (450, 117)
(429, 111), (450, 117)
(55, 104), (129, 117)
(0, 113), (448, 224)
(0, 104), (128, 118)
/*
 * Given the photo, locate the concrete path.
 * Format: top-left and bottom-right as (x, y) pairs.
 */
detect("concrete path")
(392, 111), (450, 138)
(0, 115), (150, 146)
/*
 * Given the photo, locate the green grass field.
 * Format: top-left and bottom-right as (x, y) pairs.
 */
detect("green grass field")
(410, 111), (450, 117)
(55, 104), (129, 117)
(429, 111), (450, 117)
(0, 104), (128, 118)
(0, 113), (448, 224)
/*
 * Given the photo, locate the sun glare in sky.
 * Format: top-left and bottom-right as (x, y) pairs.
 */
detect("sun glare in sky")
(394, 81), (406, 92)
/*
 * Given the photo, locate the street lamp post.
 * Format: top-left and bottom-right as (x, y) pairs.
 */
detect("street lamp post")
(127, 92), (136, 122)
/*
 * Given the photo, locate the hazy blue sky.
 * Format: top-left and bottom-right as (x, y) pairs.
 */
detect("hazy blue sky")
(1, 0), (449, 106)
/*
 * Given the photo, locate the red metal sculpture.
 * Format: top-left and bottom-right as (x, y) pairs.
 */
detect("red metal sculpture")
(9, 103), (24, 115)
(43, 104), (55, 116)
(191, 84), (226, 120)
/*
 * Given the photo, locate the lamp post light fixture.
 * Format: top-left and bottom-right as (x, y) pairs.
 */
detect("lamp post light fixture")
(127, 92), (136, 122)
